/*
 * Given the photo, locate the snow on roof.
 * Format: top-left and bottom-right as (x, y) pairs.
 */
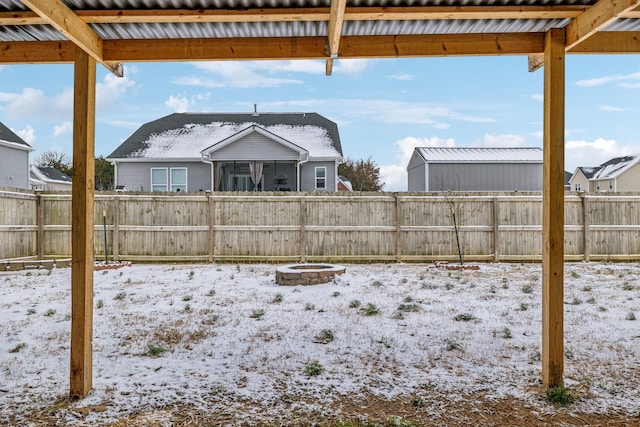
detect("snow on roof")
(591, 155), (640, 180)
(131, 122), (341, 159)
(416, 147), (542, 163)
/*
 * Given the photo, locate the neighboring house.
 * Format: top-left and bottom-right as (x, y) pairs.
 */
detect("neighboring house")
(0, 121), (33, 190)
(107, 112), (343, 192)
(407, 147), (543, 192)
(569, 155), (640, 192)
(337, 175), (353, 192)
(29, 165), (72, 191)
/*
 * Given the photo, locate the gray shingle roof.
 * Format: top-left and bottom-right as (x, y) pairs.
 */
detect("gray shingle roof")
(31, 165), (72, 183)
(0, 121), (30, 148)
(108, 112), (342, 159)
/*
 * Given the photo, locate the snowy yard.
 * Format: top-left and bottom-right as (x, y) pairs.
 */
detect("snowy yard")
(0, 262), (639, 426)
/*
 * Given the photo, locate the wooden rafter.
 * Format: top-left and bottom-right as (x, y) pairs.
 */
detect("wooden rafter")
(565, 0), (640, 50)
(326, 0), (348, 75)
(19, 0), (123, 76)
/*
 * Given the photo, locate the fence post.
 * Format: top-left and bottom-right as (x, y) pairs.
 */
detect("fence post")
(395, 193), (402, 262)
(582, 193), (590, 262)
(208, 195), (215, 263)
(36, 193), (44, 259)
(113, 195), (120, 262)
(493, 197), (500, 262)
(300, 196), (306, 262)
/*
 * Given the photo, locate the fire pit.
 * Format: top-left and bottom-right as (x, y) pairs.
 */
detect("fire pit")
(275, 263), (346, 286)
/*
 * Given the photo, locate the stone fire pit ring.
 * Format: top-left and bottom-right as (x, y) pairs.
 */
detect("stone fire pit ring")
(276, 263), (346, 286)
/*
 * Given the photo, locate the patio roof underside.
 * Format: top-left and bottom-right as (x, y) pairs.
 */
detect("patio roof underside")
(1, 0), (640, 76)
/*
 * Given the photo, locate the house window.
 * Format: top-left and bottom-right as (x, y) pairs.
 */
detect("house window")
(596, 182), (600, 191)
(151, 168), (168, 192)
(151, 167), (187, 192)
(171, 168), (187, 192)
(575, 183), (581, 191)
(315, 167), (326, 189)
(609, 180), (613, 190)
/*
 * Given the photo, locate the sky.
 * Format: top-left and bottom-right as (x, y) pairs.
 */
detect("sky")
(1, 54), (640, 191)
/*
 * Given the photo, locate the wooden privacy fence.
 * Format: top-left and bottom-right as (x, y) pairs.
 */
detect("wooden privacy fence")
(2, 190), (640, 262)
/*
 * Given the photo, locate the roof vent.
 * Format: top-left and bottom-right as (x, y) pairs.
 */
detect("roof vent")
(252, 104), (259, 116)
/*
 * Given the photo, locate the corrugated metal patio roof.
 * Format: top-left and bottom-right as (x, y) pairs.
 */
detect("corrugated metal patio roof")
(416, 146), (543, 163)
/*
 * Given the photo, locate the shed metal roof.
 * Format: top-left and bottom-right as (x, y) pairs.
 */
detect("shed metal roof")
(416, 146), (543, 163)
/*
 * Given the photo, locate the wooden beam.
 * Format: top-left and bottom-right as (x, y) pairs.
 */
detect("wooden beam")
(0, 40), (75, 63)
(528, 53), (544, 72)
(569, 31), (640, 53)
(326, 58), (334, 76)
(70, 46), (96, 397)
(565, 0), (640, 50)
(542, 27), (565, 389)
(328, 0), (347, 56)
(19, 0), (123, 76)
(0, 5), (589, 26)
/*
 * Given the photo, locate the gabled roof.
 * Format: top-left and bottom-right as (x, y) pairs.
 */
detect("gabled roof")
(0, 122), (32, 150)
(575, 154), (640, 181)
(201, 125), (308, 158)
(30, 165), (72, 184)
(414, 147), (543, 163)
(108, 112), (342, 160)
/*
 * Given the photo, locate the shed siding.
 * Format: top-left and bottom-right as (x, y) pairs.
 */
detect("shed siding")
(407, 162), (426, 192)
(428, 163), (542, 192)
(208, 132), (302, 161)
(300, 161), (336, 192)
(116, 161), (211, 192)
(0, 145), (29, 189)
(616, 163), (640, 191)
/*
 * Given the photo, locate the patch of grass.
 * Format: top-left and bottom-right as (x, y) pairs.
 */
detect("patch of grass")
(445, 339), (462, 351)
(26, 308), (36, 315)
(598, 306), (608, 312)
(184, 304), (192, 313)
(500, 327), (512, 339)
(519, 303), (529, 311)
(271, 293), (284, 303)
(444, 283), (454, 290)
(388, 416), (417, 427)
(114, 291), (126, 300)
(582, 285), (592, 292)
(626, 312), (636, 321)
(207, 289), (216, 297)
(403, 296), (413, 303)
(411, 397), (424, 408)
(570, 297), (583, 305)
(360, 303), (379, 316)
(182, 295), (193, 302)
(250, 309), (265, 319)
(9, 343), (26, 353)
(546, 385), (574, 406)
(454, 313), (474, 322)
(96, 299), (104, 309)
(622, 282), (634, 291)
(489, 285), (497, 294)
(305, 303), (316, 311)
(314, 329), (335, 344)
(188, 271), (195, 280)
(397, 303), (420, 313)
(146, 343), (168, 357)
(586, 297), (596, 304)
(349, 300), (361, 309)
(570, 271), (580, 278)
(44, 308), (56, 317)
(521, 285), (533, 294)
(332, 291), (341, 297)
(564, 349), (574, 360)
(202, 314), (219, 325)
(371, 280), (384, 288)
(304, 361), (323, 377)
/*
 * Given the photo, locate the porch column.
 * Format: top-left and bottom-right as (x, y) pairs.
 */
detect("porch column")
(70, 47), (96, 397)
(542, 28), (565, 388)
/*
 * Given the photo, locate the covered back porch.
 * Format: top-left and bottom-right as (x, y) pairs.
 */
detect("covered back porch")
(212, 160), (300, 192)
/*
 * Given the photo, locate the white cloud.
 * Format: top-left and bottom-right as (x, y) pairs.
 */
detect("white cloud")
(380, 136), (457, 191)
(530, 93), (543, 102)
(96, 73), (135, 111)
(333, 59), (372, 75)
(53, 121), (72, 137)
(599, 104), (626, 112)
(477, 133), (528, 147)
(576, 71), (640, 88)
(165, 95), (190, 113)
(14, 125), (36, 145)
(386, 72), (414, 81)
(565, 137), (640, 171)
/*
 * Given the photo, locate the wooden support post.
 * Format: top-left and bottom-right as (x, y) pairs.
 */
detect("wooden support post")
(300, 196), (307, 262)
(70, 47), (96, 398)
(208, 195), (214, 263)
(582, 193), (590, 261)
(395, 193), (402, 262)
(542, 28), (565, 388)
(36, 193), (44, 260)
(113, 196), (120, 262)
(493, 197), (500, 262)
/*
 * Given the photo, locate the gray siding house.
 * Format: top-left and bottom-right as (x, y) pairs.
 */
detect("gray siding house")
(0, 122), (32, 190)
(107, 112), (343, 192)
(407, 147), (543, 192)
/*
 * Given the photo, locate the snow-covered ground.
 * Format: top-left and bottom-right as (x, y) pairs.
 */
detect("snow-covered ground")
(0, 262), (638, 425)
